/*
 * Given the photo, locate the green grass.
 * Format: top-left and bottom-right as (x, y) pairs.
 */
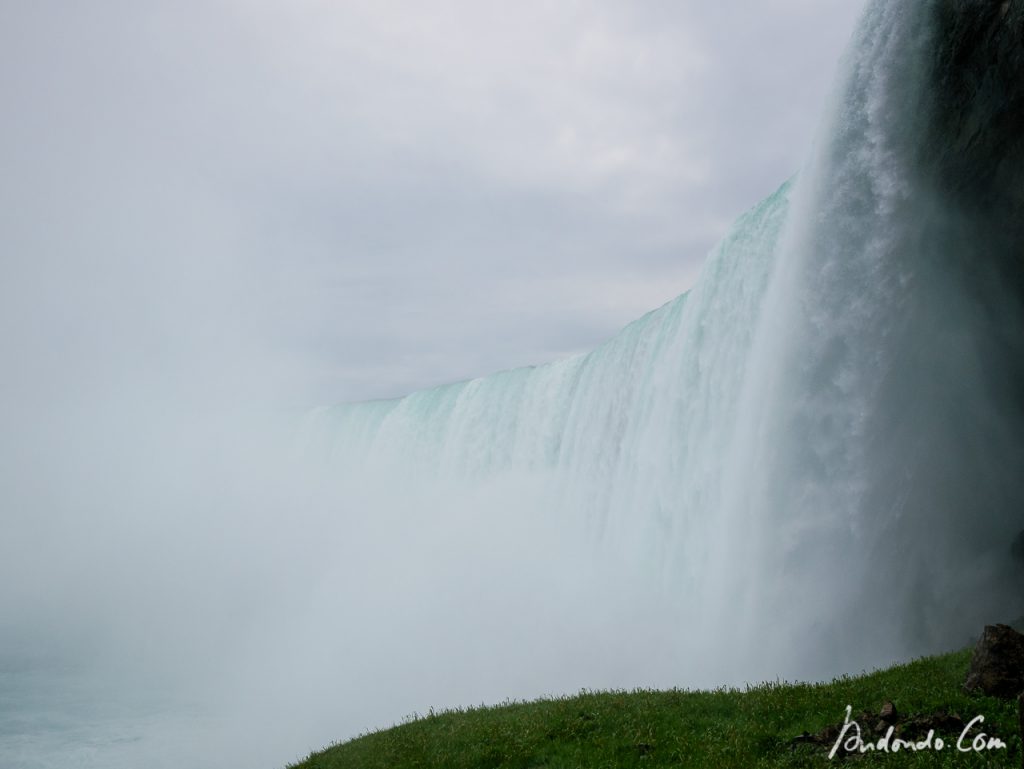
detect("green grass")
(288, 649), (1020, 769)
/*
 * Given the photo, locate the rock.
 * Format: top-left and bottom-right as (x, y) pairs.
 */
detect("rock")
(880, 701), (898, 723)
(964, 624), (1024, 698)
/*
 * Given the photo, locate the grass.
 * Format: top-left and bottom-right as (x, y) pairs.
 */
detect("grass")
(287, 649), (1020, 769)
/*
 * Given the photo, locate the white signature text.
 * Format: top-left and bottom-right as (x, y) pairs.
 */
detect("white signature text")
(829, 705), (1007, 759)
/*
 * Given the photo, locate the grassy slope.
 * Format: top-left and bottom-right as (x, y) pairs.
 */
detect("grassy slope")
(288, 649), (1020, 769)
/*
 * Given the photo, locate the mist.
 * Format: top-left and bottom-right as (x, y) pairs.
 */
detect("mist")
(3, 3), (867, 766)
(5, 1), (1023, 768)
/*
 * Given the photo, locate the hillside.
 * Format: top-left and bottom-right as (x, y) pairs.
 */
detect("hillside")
(288, 648), (1020, 768)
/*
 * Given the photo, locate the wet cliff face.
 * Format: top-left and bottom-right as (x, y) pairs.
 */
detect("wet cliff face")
(929, 0), (1024, 291)
(918, 0), (1024, 628)
(918, 0), (1024, 424)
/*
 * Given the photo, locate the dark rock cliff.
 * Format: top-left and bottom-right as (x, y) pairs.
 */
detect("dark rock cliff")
(929, 0), (1024, 614)
(929, 0), (1024, 293)
(922, 0), (1024, 435)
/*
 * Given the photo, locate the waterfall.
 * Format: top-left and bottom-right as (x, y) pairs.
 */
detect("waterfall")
(304, 0), (1024, 686)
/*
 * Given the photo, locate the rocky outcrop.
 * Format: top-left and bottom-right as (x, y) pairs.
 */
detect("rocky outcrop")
(964, 624), (1024, 698)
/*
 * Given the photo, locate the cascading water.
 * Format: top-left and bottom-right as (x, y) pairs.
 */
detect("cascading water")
(306, 0), (1024, 687)
(709, 0), (1024, 675)
(4, 3), (1023, 768)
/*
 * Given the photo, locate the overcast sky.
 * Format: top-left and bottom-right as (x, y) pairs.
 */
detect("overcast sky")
(2, 0), (867, 407)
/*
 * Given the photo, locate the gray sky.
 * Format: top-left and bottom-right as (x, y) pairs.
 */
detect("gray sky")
(2, 0), (866, 406)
